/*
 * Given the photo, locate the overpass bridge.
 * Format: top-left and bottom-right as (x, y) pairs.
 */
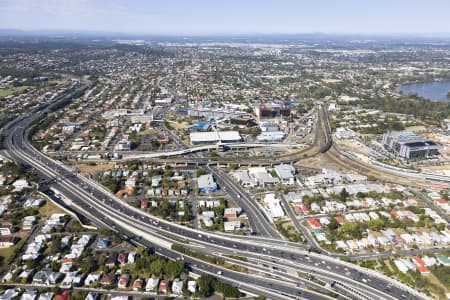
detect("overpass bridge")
(122, 142), (305, 160)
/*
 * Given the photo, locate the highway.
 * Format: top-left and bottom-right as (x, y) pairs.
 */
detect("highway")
(0, 87), (431, 300)
(3, 111), (333, 300)
(207, 165), (281, 238)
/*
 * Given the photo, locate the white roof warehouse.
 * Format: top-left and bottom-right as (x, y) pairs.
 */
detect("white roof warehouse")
(190, 131), (242, 145)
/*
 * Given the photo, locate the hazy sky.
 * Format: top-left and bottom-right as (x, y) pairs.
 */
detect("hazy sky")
(0, 0), (449, 35)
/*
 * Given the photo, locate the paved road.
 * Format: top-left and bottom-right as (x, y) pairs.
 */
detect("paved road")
(0, 90), (429, 300)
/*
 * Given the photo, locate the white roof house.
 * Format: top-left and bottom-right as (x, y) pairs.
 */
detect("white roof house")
(224, 221), (241, 231)
(187, 280), (197, 293)
(145, 277), (159, 291)
(172, 278), (183, 295)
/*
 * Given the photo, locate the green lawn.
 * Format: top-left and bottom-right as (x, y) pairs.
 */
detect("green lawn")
(0, 86), (30, 98)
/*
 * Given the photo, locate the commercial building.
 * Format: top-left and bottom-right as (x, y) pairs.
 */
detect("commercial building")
(335, 127), (355, 139)
(189, 131), (242, 145)
(260, 122), (280, 132)
(255, 102), (290, 119)
(115, 140), (131, 151)
(274, 164), (296, 185)
(263, 193), (285, 219)
(256, 131), (286, 142)
(186, 121), (211, 131)
(197, 174), (218, 193)
(248, 167), (279, 187)
(382, 131), (439, 160)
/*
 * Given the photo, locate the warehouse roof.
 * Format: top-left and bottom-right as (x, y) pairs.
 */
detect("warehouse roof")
(190, 131), (242, 143)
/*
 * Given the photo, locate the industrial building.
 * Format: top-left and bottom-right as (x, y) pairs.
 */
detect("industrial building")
(274, 164), (296, 185)
(256, 131), (286, 142)
(197, 174), (218, 193)
(189, 131), (242, 145)
(382, 131), (439, 160)
(335, 127), (355, 139)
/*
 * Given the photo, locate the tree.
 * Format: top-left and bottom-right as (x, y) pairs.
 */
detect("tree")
(197, 275), (214, 298)
(327, 218), (339, 231)
(164, 260), (184, 279)
(150, 258), (165, 275)
(339, 188), (349, 201)
(80, 255), (98, 274)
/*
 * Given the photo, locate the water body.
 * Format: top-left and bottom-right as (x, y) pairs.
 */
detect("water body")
(398, 81), (450, 102)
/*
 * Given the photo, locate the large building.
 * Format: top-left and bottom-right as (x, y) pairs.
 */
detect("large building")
(189, 131), (242, 145)
(382, 131), (439, 160)
(255, 102), (290, 119)
(274, 164), (296, 185)
(256, 131), (286, 142)
(197, 174), (218, 193)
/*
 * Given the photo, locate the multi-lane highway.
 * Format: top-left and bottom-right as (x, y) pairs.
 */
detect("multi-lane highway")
(0, 87), (431, 300)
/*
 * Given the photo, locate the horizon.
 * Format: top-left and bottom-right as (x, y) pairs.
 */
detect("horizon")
(0, 0), (449, 36)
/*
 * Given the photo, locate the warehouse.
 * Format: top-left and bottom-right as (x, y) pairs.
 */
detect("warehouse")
(274, 164), (296, 185)
(197, 174), (218, 193)
(256, 131), (286, 142)
(190, 131), (242, 145)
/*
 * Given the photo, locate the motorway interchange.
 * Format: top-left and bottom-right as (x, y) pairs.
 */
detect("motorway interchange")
(1, 87), (429, 300)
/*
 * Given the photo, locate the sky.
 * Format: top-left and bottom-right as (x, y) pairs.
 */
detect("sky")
(0, 0), (449, 35)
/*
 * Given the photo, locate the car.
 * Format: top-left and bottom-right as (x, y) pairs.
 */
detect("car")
(216, 271), (222, 275)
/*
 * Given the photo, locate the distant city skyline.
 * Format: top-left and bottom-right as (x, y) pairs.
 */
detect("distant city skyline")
(0, 0), (449, 36)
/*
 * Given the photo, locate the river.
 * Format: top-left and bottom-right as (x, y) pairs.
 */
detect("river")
(398, 81), (450, 102)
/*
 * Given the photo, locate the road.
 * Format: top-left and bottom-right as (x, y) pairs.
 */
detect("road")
(0, 88), (429, 300)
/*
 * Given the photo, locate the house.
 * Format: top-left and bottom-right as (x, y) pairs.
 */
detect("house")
(437, 256), (450, 266)
(12, 179), (30, 192)
(96, 238), (110, 249)
(133, 278), (143, 291)
(116, 189), (133, 197)
(117, 252), (128, 265)
(0, 289), (19, 300)
(118, 274), (129, 288)
(54, 290), (70, 300)
(224, 207), (242, 219)
(202, 211), (215, 219)
(128, 252), (136, 264)
(100, 273), (114, 286)
(334, 216), (346, 225)
(38, 293), (54, 300)
(308, 218), (322, 229)
(140, 200), (148, 209)
(0, 236), (19, 248)
(413, 256), (430, 275)
(203, 217), (213, 227)
(172, 278), (183, 295)
(159, 279), (168, 293)
(85, 292), (98, 300)
(224, 221), (241, 231)
(187, 280), (197, 293)
(0, 226), (13, 236)
(145, 277), (159, 292)
(21, 290), (37, 300)
(394, 260), (409, 273)
(84, 274), (101, 286)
